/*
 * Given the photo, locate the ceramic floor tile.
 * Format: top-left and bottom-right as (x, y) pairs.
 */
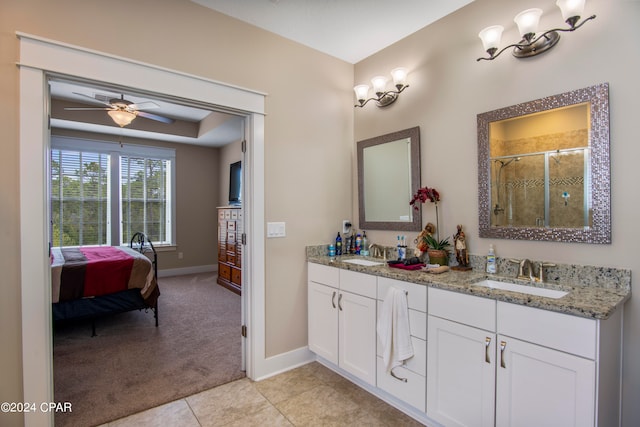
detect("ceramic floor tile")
(108, 399), (199, 427)
(186, 378), (272, 426)
(254, 363), (326, 404)
(223, 405), (293, 427)
(274, 384), (362, 426)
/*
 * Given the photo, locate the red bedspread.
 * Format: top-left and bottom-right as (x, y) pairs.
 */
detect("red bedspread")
(58, 247), (134, 301)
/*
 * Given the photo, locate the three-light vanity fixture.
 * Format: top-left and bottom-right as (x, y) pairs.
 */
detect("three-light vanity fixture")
(477, 0), (596, 61)
(354, 67), (409, 108)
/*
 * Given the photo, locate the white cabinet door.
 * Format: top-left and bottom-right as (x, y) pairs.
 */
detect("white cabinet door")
(339, 290), (377, 385)
(427, 316), (496, 427)
(496, 335), (596, 427)
(308, 281), (338, 364)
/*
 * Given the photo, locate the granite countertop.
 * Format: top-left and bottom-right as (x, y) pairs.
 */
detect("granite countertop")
(307, 255), (631, 320)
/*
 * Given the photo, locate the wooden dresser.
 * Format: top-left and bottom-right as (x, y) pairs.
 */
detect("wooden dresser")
(217, 206), (242, 295)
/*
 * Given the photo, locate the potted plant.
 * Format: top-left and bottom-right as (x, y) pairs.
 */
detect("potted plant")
(423, 233), (451, 266)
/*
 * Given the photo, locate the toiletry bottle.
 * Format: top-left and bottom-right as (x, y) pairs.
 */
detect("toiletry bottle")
(486, 244), (497, 274)
(345, 231), (352, 255)
(355, 233), (362, 255)
(361, 231), (369, 256)
(328, 244), (336, 258)
(335, 232), (342, 256)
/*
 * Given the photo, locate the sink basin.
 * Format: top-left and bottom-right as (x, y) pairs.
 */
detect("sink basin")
(342, 259), (385, 267)
(473, 279), (568, 299)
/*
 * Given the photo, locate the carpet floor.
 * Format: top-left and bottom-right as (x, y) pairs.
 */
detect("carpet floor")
(53, 272), (244, 427)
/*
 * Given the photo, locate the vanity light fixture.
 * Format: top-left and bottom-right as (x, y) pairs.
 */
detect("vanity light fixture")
(477, 0), (596, 62)
(354, 67), (409, 108)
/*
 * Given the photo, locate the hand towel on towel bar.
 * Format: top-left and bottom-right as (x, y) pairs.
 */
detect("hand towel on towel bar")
(377, 287), (414, 373)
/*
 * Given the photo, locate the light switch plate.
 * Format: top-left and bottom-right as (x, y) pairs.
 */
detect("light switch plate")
(267, 222), (286, 238)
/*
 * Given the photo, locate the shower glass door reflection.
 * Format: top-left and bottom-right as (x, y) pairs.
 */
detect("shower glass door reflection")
(491, 148), (589, 228)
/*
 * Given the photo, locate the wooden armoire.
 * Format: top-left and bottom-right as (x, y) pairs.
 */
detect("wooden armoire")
(217, 206), (242, 295)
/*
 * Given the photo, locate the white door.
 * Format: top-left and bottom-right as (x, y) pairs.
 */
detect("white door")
(496, 335), (596, 427)
(339, 290), (377, 385)
(427, 316), (496, 427)
(308, 281), (338, 364)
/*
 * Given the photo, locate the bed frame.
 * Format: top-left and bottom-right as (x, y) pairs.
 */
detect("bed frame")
(52, 232), (159, 336)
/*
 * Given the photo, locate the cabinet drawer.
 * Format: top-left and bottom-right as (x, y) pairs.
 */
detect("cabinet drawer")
(497, 302), (597, 359)
(429, 288), (496, 332)
(219, 263), (231, 280)
(231, 267), (241, 285)
(340, 269), (376, 298)
(308, 263), (339, 288)
(377, 335), (426, 376)
(377, 357), (426, 412)
(377, 277), (427, 312)
(377, 300), (426, 340)
(227, 221), (236, 231)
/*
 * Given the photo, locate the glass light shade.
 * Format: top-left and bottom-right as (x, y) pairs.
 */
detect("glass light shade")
(390, 68), (408, 88)
(354, 84), (370, 102)
(556, 0), (585, 21)
(108, 109), (136, 127)
(514, 8), (543, 37)
(478, 25), (504, 52)
(371, 76), (388, 95)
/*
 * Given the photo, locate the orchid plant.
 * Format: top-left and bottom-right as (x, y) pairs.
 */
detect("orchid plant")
(410, 186), (442, 240)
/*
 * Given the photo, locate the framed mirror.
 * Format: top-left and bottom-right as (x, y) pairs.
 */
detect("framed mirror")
(358, 126), (421, 231)
(478, 83), (610, 243)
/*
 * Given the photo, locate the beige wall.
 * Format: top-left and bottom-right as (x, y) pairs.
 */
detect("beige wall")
(0, 0), (353, 425)
(354, 0), (640, 424)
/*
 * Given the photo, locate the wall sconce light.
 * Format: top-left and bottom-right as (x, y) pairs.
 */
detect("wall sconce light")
(354, 67), (409, 108)
(477, 0), (596, 62)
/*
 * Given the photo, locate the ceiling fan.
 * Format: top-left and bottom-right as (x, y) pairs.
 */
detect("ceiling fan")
(64, 92), (175, 127)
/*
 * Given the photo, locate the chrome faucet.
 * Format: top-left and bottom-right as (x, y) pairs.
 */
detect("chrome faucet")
(369, 243), (386, 260)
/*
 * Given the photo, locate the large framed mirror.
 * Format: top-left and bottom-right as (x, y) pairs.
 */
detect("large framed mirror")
(478, 83), (610, 243)
(358, 126), (422, 231)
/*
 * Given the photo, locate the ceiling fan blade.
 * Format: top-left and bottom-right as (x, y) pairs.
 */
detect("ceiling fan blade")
(71, 92), (113, 107)
(137, 111), (175, 124)
(64, 107), (112, 111)
(129, 101), (160, 111)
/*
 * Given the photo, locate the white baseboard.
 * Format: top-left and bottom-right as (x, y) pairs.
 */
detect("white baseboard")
(158, 264), (217, 278)
(252, 346), (316, 382)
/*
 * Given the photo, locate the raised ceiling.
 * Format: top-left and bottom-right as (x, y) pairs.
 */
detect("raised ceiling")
(50, 79), (244, 148)
(192, 0), (475, 64)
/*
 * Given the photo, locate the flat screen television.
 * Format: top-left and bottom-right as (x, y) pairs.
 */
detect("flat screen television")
(228, 160), (242, 205)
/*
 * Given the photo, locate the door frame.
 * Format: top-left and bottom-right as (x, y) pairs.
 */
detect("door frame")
(18, 33), (266, 426)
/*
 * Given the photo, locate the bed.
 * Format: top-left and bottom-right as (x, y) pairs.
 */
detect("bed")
(51, 232), (160, 334)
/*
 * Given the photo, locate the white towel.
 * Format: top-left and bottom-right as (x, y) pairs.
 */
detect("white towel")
(377, 287), (414, 373)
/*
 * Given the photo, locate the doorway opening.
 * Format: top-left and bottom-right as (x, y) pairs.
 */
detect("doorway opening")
(18, 33), (266, 426)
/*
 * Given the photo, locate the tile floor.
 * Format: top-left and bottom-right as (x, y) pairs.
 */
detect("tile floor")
(101, 362), (424, 426)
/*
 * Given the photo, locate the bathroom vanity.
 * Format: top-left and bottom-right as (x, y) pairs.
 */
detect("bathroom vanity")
(307, 253), (629, 426)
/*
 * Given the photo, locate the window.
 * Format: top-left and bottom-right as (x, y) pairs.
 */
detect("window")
(120, 156), (172, 245)
(51, 149), (110, 246)
(50, 136), (175, 247)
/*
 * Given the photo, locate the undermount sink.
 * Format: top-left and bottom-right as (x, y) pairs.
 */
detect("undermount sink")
(473, 279), (568, 299)
(342, 258), (385, 267)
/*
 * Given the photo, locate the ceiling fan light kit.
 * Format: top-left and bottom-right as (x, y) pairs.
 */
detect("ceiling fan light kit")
(108, 109), (137, 127)
(64, 92), (175, 128)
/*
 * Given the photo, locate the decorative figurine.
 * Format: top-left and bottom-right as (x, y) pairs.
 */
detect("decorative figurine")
(452, 224), (472, 271)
